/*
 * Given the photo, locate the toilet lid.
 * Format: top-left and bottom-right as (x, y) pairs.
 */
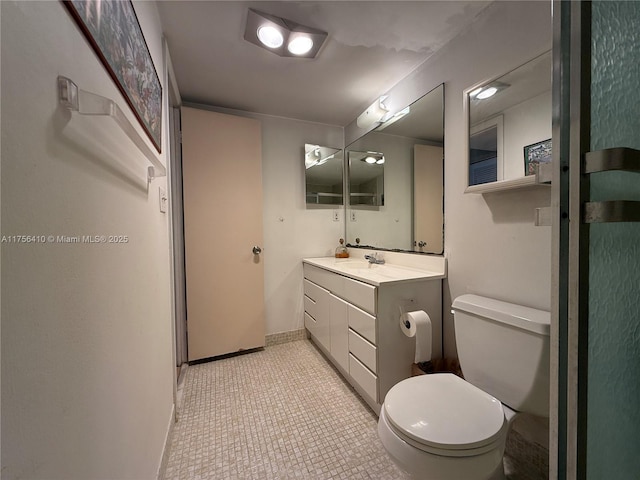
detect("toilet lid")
(383, 373), (507, 451)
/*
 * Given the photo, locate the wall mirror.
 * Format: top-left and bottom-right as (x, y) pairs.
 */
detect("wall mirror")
(345, 84), (444, 254)
(304, 144), (344, 205)
(348, 150), (384, 206)
(466, 50), (551, 188)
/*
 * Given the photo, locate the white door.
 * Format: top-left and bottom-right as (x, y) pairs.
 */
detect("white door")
(181, 107), (265, 361)
(413, 144), (443, 254)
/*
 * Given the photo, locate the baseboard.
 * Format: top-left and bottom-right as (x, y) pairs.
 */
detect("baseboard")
(265, 328), (306, 346)
(156, 404), (176, 480)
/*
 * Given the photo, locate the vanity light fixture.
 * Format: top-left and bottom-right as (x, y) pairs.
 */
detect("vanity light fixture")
(356, 95), (390, 129)
(305, 144), (335, 169)
(244, 9), (328, 58)
(377, 106), (411, 131)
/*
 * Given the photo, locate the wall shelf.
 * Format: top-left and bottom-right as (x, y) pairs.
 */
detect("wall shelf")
(465, 174), (551, 194)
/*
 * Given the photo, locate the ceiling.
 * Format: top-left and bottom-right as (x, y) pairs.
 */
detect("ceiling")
(157, 1), (492, 126)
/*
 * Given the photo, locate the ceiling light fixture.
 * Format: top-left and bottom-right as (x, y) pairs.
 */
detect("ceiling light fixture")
(469, 82), (510, 100)
(360, 152), (385, 165)
(476, 87), (498, 99)
(245, 9), (328, 59)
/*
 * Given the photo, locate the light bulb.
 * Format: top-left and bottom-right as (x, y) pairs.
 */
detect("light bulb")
(288, 36), (313, 55)
(476, 87), (498, 99)
(257, 25), (283, 49)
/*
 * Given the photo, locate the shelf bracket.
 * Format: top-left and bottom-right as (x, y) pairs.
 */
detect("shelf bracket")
(58, 76), (166, 183)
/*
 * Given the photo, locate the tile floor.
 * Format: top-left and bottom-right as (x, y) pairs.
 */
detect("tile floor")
(162, 339), (546, 480)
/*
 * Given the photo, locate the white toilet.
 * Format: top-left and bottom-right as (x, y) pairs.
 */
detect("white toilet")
(378, 294), (550, 480)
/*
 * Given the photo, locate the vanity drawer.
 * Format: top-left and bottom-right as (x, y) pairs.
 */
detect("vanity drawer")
(304, 264), (342, 293)
(349, 329), (377, 373)
(347, 304), (376, 344)
(304, 312), (317, 335)
(349, 354), (377, 403)
(303, 278), (325, 302)
(303, 294), (317, 320)
(342, 277), (376, 315)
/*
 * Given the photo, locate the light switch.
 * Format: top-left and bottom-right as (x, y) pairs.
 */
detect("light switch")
(159, 187), (168, 213)
(333, 210), (339, 222)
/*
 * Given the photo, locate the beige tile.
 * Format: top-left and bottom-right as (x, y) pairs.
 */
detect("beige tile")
(162, 339), (407, 480)
(163, 338), (547, 479)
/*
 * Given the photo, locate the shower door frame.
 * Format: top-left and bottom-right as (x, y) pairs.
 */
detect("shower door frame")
(551, 1), (589, 478)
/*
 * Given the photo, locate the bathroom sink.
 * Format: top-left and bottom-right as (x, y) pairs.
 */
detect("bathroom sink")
(336, 260), (381, 270)
(304, 256), (446, 286)
(334, 261), (424, 280)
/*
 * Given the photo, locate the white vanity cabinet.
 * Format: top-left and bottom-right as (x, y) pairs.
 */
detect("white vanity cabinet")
(302, 258), (444, 414)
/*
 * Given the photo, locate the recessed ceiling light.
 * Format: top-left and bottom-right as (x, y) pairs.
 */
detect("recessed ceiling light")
(376, 158), (385, 165)
(365, 156), (377, 164)
(257, 25), (284, 49)
(288, 35), (314, 55)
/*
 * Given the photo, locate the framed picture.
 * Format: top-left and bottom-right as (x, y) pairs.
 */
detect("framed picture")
(524, 138), (552, 176)
(63, 0), (162, 153)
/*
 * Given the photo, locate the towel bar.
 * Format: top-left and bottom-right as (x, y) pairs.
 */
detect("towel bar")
(58, 76), (166, 183)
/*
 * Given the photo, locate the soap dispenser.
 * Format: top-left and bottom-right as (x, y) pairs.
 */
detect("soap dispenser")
(335, 238), (349, 258)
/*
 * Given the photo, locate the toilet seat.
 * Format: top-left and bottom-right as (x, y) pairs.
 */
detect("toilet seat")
(383, 373), (508, 457)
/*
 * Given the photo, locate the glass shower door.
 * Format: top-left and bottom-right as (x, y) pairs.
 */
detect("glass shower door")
(555, 1), (640, 478)
(585, 1), (640, 477)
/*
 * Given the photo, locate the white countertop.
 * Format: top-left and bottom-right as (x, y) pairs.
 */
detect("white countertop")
(303, 256), (446, 286)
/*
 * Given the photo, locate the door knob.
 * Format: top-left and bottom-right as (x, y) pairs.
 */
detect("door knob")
(252, 246), (262, 255)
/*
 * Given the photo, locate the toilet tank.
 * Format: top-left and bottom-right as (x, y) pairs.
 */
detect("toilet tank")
(451, 294), (550, 417)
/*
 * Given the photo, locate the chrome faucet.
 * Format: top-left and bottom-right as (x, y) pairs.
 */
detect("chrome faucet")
(364, 253), (385, 265)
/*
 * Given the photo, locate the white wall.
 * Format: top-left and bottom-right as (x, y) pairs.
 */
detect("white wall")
(346, 0), (553, 360)
(1, 2), (175, 478)
(184, 104), (344, 336)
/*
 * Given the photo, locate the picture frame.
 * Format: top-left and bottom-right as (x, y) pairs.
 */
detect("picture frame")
(524, 138), (552, 176)
(63, 0), (162, 153)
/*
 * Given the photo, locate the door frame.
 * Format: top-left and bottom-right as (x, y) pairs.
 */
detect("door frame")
(164, 39), (188, 384)
(551, 2), (592, 478)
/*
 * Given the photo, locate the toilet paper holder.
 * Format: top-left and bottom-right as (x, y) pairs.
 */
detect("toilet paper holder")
(398, 300), (415, 328)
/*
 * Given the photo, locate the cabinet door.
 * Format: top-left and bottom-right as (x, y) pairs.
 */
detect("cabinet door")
(329, 294), (349, 373)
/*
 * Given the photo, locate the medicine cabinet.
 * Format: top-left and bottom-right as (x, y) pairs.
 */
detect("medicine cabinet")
(465, 51), (552, 193)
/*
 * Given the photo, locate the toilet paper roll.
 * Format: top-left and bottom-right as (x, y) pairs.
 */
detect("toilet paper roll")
(400, 310), (432, 363)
